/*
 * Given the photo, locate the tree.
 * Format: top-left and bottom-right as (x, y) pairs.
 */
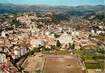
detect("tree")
(69, 43), (75, 50)
(11, 19), (21, 28)
(56, 40), (61, 47)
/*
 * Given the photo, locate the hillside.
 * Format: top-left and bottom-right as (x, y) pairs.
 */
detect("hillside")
(0, 3), (104, 17)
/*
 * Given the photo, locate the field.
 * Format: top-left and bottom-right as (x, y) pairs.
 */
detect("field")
(43, 55), (85, 73)
(85, 63), (102, 69)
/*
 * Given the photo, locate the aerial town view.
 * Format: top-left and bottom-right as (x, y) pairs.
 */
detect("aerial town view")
(0, 0), (105, 73)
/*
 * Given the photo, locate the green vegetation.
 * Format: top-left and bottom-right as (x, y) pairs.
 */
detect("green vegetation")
(68, 43), (75, 50)
(56, 40), (61, 48)
(95, 35), (105, 42)
(39, 42), (72, 55)
(42, 50), (71, 55)
(95, 14), (105, 20)
(54, 50), (71, 55)
(11, 19), (21, 28)
(75, 46), (105, 70)
(85, 63), (102, 69)
(75, 46), (105, 61)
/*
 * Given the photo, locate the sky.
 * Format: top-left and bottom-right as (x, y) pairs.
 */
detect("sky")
(0, 0), (104, 6)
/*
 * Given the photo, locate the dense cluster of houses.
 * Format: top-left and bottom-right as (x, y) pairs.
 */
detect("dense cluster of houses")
(0, 13), (105, 72)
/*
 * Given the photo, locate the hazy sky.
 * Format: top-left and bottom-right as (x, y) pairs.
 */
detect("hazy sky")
(0, 0), (104, 6)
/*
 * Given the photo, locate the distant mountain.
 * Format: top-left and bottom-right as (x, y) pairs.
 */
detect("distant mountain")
(0, 3), (104, 16)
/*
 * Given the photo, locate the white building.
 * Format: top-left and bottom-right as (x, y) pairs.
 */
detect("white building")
(72, 31), (79, 37)
(57, 32), (73, 44)
(1, 31), (6, 37)
(30, 39), (46, 48)
(0, 53), (7, 63)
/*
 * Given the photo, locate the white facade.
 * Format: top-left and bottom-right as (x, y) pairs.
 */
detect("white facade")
(57, 33), (73, 44)
(31, 39), (45, 47)
(1, 31), (6, 37)
(0, 53), (7, 63)
(72, 31), (79, 37)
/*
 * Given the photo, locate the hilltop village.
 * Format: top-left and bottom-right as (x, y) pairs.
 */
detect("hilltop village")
(0, 12), (105, 73)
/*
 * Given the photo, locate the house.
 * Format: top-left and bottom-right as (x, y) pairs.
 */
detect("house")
(0, 53), (7, 64)
(1, 31), (6, 37)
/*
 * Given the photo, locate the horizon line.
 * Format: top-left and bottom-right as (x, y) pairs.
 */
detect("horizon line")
(0, 3), (104, 7)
